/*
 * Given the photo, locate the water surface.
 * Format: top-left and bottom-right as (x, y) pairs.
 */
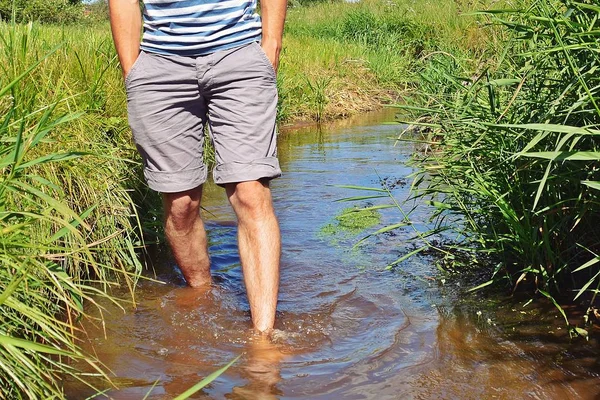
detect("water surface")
(66, 111), (600, 399)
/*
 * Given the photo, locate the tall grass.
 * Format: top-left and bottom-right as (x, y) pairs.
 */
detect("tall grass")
(279, 0), (500, 122)
(0, 1), (546, 396)
(0, 21), (144, 397)
(396, 0), (600, 329)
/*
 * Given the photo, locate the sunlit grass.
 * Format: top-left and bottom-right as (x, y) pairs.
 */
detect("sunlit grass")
(0, 21), (143, 398)
(390, 0), (600, 333)
(0, 0), (540, 397)
(281, 0), (511, 122)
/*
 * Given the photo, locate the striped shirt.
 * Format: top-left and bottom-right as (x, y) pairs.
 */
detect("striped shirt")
(140, 0), (262, 56)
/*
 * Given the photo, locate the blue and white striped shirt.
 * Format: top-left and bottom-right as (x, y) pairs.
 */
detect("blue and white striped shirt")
(140, 0), (262, 56)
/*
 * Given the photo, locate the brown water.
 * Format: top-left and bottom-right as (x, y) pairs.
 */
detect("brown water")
(65, 111), (600, 400)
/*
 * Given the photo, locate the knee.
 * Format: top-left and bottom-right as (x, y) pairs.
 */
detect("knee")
(163, 190), (201, 230)
(228, 181), (273, 219)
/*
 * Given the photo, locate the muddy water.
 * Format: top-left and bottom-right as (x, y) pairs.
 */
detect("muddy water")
(66, 111), (600, 399)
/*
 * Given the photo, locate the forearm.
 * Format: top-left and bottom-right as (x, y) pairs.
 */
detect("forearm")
(108, 0), (142, 77)
(259, 0), (287, 71)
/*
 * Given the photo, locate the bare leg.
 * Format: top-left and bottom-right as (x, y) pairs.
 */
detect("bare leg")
(226, 180), (280, 333)
(163, 186), (211, 287)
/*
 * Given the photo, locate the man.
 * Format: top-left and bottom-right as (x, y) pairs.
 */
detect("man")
(108, 0), (286, 334)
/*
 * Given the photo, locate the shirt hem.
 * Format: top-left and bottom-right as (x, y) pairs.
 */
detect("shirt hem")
(139, 34), (261, 57)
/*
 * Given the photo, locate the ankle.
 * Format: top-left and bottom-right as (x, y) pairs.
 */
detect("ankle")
(185, 273), (212, 288)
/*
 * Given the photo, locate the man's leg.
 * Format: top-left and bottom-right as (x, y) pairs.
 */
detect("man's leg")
(226, 180), (280, 333)
(163, 186), (211, 287)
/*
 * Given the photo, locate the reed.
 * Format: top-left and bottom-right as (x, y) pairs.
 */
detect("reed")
(395, 0), (600, 331)
(0, 21), (144, 398)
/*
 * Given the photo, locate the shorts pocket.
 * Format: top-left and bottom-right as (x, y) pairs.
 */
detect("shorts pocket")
(125, 50), (147, 87)
(251, 42), (277, 79)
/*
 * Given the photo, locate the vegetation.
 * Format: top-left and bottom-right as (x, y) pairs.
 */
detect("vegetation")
(320, 206), (382, 238)
(0, 0), (85, 24)
(390, 0), (600, 331)
(6, 0), (597, 397)
(0, 20), (145, 397)
(279, 0), (494, 122)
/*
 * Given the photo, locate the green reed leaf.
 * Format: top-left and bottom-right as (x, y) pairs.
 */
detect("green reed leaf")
(0, 335), (71, 356)
(582, 181), (600, 190)
(520, 151), (600, 161)
(173, 355), (241, 400)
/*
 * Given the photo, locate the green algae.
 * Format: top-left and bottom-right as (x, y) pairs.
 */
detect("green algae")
(320, 206), (382, 239)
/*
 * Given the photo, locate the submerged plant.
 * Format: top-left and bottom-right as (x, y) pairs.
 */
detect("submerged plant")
(320, 205), (383, 243)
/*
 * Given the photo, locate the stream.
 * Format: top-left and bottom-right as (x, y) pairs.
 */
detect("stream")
(65, 110), (600, 399)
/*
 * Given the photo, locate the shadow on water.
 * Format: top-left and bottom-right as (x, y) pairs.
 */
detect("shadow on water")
(65, 109), (600, 399)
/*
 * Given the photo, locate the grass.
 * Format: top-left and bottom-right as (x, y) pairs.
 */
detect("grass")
(0, 21), (145, 398)
(0, 0), (548, 397)
(172, 355), (241, 400)
(385, 0), (600, 333)
(278, 0), (505, 122)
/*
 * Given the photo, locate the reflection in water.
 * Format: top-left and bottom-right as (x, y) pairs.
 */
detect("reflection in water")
(228, 335), (285, 400)
(64, 111), (600, 399)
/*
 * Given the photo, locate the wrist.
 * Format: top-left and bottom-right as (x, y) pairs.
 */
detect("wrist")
(120, 49), (140, 78)
(261, 36), (281, 49)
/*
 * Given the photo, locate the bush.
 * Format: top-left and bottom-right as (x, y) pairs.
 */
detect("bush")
(84, 0), (109, 23)
(0, 0), (84, 24)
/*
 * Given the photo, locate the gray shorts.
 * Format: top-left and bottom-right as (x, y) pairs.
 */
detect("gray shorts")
(125, 42), (281, 193)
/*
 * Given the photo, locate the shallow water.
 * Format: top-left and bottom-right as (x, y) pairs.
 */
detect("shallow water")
(65, 111), (600, 399)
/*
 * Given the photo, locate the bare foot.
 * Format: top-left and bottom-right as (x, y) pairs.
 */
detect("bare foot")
(172, 285), (213, 309)
(230, 333), (288, 399)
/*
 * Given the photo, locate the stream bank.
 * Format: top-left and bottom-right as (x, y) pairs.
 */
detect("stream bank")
(64, 111), (600, 399)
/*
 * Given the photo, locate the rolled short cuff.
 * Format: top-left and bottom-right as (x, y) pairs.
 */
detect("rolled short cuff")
(145, 165), (208, 193)
(213, 157), (282, 186)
